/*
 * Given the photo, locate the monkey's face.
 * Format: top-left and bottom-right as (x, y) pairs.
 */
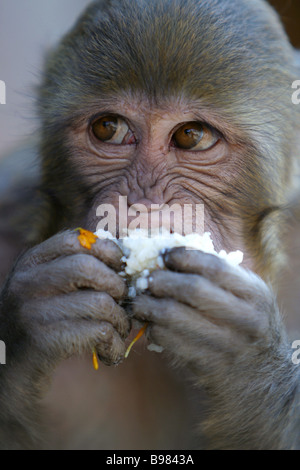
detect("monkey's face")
(66, 93), (247, 256)
(38, 0), (299, 279)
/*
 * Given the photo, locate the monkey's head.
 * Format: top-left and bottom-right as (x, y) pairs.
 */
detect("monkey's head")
(37, 0), (300, 282)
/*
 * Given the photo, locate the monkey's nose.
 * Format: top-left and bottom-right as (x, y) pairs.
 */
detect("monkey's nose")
(127, 196), (165, 209)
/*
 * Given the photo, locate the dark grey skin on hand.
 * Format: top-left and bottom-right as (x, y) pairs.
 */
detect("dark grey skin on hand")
(0, 231), (130, 448)
(134, 248), (299, 449)
(1, 0), (300, 450)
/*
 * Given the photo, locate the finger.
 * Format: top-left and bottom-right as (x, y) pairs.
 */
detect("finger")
(145, 273), (268, 336)
(95, 325), (126, 366)
(134, 296), (242, 357)
(38, 320), (126, 366)
(133, 295), (238, 347)
(20, 230), (123, 271)
(148, 323), (219, 364)
(163, 247), (268, 300)
(26, 290), (130, 339)
(15, 254), (127, 300)
(148, 269), (236, 310)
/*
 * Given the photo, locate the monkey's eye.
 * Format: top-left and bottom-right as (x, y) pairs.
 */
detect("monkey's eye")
(172, 122), (219, 151)
(92, 115), (136, 145)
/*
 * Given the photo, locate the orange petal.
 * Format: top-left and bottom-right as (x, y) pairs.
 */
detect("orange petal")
(76, 228), (97, 250)
(125, 323), (148, 359)
(92, 349), (99, 371)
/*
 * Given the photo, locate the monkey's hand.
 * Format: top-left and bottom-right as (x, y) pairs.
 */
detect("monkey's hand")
(133, 247), (300, 450)
(0, 230), (129, 448)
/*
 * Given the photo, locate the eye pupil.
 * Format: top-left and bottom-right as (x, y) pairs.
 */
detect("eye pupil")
(92, 116), (118, 141)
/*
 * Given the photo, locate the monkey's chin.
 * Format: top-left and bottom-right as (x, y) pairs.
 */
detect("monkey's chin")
(95, 228), (244, 298)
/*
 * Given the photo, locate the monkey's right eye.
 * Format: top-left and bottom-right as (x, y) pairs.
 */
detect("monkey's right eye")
(91, 115), (135, 145)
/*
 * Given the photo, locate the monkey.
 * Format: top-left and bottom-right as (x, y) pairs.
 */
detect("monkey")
(0, 0), (300, 450)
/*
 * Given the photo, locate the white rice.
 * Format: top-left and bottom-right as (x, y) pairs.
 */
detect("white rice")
(95, 229), (243, 297)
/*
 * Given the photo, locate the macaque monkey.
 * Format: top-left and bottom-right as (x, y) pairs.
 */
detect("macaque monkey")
(0, 0), (300, 450)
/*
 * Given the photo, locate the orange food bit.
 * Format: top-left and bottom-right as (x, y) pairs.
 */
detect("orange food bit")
(92, 348), (99, 371)
(76, 228), (97, 250)
(125, 323), (148, 359)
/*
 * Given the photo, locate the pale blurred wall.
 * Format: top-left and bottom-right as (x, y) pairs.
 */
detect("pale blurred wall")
(0, 0), (90, 158)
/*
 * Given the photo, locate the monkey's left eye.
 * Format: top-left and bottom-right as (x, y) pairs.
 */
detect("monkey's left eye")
(172, 122), (219, 151)
(92, 115), (136, 145)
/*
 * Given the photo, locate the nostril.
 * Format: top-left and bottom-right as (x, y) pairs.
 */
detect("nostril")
(127, 192), (143, 207)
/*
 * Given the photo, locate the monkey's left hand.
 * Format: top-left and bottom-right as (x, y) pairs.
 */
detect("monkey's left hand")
(133, 247), (298, 449)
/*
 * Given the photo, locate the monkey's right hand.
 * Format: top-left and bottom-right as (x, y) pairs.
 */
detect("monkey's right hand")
(0, 230), (130, 370)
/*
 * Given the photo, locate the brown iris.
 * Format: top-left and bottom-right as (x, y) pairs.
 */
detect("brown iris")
(92, 116), (118, 141)
(173, 122), (204, 149)
(172, 122), (218, 150)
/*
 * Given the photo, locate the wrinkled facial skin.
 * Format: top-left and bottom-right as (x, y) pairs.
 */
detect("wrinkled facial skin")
(67, 95), (248, 257)
(37, 0), (300, 282)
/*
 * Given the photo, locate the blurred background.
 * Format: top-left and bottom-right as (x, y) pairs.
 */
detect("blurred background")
(0, 0), (300, 158)
(0, 0), (91, 158)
